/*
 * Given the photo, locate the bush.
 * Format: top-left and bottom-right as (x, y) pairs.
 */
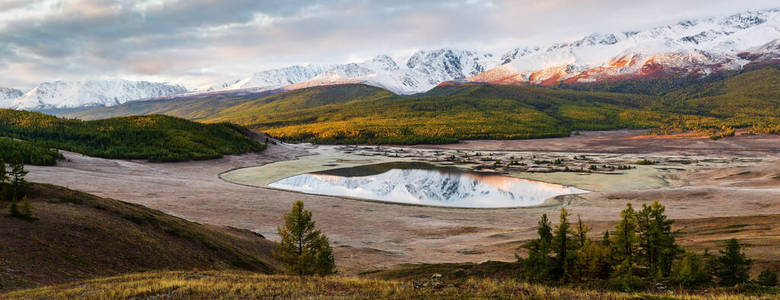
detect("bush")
(757, 270), (778, 287)
(671, 252), (711, 288)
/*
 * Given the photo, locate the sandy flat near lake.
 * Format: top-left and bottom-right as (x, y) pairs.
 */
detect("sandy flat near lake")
(25, 131), (780, 274)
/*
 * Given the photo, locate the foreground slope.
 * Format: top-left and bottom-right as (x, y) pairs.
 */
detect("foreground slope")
(5, 270), (774, 300)
(0, 110), (265, 162)
(0, 184), (281, 292)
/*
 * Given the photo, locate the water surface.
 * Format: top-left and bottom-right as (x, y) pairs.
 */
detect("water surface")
(269, 162), (587, 208)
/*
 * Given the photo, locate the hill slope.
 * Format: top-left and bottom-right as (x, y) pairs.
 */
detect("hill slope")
(5, 270), (773, 300)
(67, 67), (780, 144)
(0, 110), (265, 162)
(0, 184), (281, 292)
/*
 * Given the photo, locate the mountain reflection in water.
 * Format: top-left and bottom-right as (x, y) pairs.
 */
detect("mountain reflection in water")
(269, 162), (588, 208)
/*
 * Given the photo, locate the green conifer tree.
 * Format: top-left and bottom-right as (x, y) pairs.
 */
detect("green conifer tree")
(611, 203), (638, 289)
(0, 158), (7, 201)
(520, 213), (553, 282)
(20, 196), (33, 219)
(574, 216), (589, 249)
(551, 208), (578, 283)
(9, 158), (27, 200)
(648, 201), (679, 277)
(714, 238), (752, 286)
(275, 201), (336, 275)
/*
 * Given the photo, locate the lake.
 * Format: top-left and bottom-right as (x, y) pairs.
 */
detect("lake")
(269, 162), (588, 208)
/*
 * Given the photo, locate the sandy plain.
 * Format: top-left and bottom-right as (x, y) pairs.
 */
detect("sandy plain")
(24, 131), (780, 274)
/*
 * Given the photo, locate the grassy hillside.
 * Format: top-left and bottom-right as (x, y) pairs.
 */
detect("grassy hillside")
(5, 270), (774, 300)
(67, 67), (780, 144)
(0, 183), (281, 292)
(0, 110), (265, 162)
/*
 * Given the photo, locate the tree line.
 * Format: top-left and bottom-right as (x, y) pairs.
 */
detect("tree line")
(0, 110), (265, 162)
(517, 201), (778, 290)
(1, 156), (35, 220)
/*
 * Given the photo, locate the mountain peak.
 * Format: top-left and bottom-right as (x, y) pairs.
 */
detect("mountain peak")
(11, 80), (187, 110)
(204, 8), (780, 97)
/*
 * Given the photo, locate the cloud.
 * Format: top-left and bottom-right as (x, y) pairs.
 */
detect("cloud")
(0, 0), (777, 90)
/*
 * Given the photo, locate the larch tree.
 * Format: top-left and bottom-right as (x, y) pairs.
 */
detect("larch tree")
(611, 203), (638, 289)
(574, 216), (589, 249)
(520, 213), (554, 282)
(275, 201), (336, 276)
(0, 158), (7, 201)
(9, 157), (27, 200)
(648, 201), (679, 277)
(551, 208), (577, 283)
(714, 238), (752, 286)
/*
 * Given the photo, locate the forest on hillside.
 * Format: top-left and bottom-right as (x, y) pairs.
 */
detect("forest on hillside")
(0, 110), (265, 162)
(66, 66), (780, 145)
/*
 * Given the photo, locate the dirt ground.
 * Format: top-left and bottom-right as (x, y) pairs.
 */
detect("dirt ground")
(415, 129), (780, 157)
(24, 131), (780, 274)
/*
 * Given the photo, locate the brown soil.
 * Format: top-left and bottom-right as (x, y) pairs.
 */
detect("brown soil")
(413, 130), (780, 157)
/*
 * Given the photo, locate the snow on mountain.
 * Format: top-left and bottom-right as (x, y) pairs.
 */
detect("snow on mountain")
(269, 168), (586, 208)
(11, 80), (188, 110)
(0, 87), (23, 108)
(214, 9), (779, 94)
(10, 8), (772, 108)
(211, 65), (332, 91)
(469, 8), (780, 85)
(219, 49), (500, 94)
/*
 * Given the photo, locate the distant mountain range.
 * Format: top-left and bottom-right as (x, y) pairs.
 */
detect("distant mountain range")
(1, 80), (187, 110)
(1, 8), (777, 111)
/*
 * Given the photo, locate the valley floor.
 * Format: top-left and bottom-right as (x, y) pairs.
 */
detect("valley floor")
(23, 130), (780, 275)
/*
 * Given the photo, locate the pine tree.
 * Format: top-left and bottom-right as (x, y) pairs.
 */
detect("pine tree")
(637, 201), (679, 278)
(611, 203), (638, 289)
(576, 239), (611, 281)
(520, 213), (553, 282)
(574, 216), (589, 249)
(714, 238), (752, 286)
(648, 201), (680, 277)
(613, 203), (638, 265)
(601, 230), (611, 247)
(0, 158), (6, 183)
(551, 208), (577, 283)
(313, 235), (336, 276)
(672, 252), (712, 288)
(275, 201), (336, 275)
(9, 158), (27, 200)
(0, 158), (7, 201)
(20, 196), (33, 219)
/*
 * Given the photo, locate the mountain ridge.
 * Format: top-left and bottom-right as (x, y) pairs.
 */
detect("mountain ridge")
(2, 8), (778, 111)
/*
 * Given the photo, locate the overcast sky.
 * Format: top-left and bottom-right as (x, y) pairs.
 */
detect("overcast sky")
(0, 0), (777, 90)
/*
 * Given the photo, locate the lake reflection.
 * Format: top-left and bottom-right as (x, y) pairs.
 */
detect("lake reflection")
(269, 162), (588, 208)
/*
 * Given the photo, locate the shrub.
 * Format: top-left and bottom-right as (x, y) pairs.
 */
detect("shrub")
(757, 270), (778, 287)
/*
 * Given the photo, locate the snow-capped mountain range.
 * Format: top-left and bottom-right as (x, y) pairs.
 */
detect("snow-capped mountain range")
(215, 49), (499, 94)
(213, 8), (779, 93)
(1, 8), (778, 111)
(3, 80), (187, 110)
(469, 8), (780, 86)
(0, 87), (23, 108)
